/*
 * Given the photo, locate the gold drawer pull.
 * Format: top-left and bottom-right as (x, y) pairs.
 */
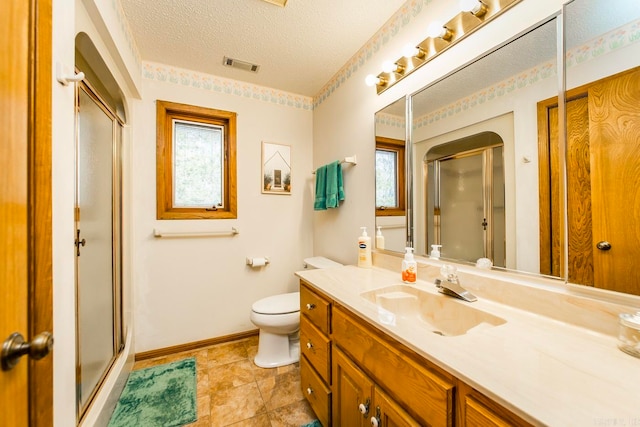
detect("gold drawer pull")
(306, 341), (314, 349)
(306, 303), (316, 310)
(307, 387), (314, 395)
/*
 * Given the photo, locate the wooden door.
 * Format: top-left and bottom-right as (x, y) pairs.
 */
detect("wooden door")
(332, 348), (374, 427)
(1, 0), (53, 425)
(588, 68), (640, 294)
(538, 66), (640, 295)
(372, 387), (420, 427)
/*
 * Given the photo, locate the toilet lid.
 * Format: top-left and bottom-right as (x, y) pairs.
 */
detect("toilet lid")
(252, 292), (300, 315)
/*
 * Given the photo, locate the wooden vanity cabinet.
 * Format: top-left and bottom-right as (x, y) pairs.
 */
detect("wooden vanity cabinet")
(300, 282), (332, 426)
(333, 346), (420, 427)
(332, 305), (455, 426)
(300, 280), (532, 427)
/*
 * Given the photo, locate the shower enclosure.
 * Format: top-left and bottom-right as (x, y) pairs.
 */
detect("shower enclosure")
(75, 80), (124, 419)
(425, 132), (505, 267)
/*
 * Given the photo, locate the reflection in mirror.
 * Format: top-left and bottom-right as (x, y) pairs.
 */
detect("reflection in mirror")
(425, 133), (506, 267)
(557, 0), (640, 295)
(411, 17), (558, 276)
(375, 97), (407, 252)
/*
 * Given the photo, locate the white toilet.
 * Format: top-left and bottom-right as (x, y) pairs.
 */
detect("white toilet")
(250, 256), (342, 368)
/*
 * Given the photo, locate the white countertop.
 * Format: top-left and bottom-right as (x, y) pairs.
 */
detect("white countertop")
(296, 265), (640, 427)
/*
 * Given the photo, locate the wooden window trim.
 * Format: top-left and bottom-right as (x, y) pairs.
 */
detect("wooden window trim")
(156, 100), (237, 219)
(376, 136), (406, 216)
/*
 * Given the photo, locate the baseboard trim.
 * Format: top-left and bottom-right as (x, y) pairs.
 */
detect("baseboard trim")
(134, 329), (259, 361)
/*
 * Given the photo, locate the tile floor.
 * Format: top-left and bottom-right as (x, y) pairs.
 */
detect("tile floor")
(132, 335), (317, 427)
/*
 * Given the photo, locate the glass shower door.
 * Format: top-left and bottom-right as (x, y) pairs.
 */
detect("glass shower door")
(426, 145), (505, 266)
(76, 83), (122, 416)
(439, 153), (485, 262)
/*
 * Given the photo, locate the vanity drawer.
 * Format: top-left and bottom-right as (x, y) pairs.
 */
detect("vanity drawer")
(300, 281), (331, 335)
(301, 355), (332, 427)
(300, 315), (331, 383)
(332, 306), (455, 427)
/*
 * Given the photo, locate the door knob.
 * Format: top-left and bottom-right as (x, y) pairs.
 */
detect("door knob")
(596, 241), (612, 251)
(1, 332), (53, 371)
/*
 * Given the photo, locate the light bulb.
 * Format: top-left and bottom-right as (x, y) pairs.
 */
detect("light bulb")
(402, 44), (419, 58)
(459, 0), (487, 16)
(427, 21), (446, 38)
(459, 0), (479, 12)
(382, 61), (397, 73)
(365, 74), (379, 87)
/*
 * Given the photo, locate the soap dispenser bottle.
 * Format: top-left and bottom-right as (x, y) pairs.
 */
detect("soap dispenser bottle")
(401, 247), (417, 283)
(376, 226), (385, 250)
(358, 227), (372, 268)
(430, 244), (442, 259)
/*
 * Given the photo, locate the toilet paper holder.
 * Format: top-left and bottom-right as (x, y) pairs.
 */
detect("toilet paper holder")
(246, 257), (270, 267)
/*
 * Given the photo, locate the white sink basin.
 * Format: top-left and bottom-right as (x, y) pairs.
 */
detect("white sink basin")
(360, 284), (506, 336)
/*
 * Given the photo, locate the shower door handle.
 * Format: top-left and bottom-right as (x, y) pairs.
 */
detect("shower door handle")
(1, 331), (53, 371)
(75, 229), (86, 256)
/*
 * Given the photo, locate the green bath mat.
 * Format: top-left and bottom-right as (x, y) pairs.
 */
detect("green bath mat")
(108, 357), (197, 427)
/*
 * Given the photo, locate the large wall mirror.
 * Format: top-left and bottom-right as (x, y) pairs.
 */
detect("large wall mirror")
(559, 0), (640, 295)
(376, 0), (640, 297)
(411, 15), (559, 275)
(375, 97), (408, 253)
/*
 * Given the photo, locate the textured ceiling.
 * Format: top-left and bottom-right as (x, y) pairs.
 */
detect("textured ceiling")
(120, 0), (408, 96)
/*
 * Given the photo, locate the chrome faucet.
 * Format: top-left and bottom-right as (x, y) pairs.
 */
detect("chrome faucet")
(435, 265), (477, 302)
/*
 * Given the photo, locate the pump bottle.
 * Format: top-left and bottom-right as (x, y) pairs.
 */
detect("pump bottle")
(430, 244), (442, 259)
(358, 227), (372, 268)
(401, 247), (417, 283)
(376, 226), (385, 250)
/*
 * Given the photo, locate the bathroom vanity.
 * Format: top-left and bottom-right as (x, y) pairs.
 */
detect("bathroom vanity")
(297, 261), (640, 426)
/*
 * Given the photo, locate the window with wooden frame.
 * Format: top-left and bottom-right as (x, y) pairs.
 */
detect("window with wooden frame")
(375, 136), (405, 216)
(156, 100), (237, 219)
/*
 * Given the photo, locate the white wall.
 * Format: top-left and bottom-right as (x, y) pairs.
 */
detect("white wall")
(131, 69), (314, 352)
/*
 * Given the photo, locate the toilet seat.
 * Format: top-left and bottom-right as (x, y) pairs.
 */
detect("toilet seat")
(251, 292), (299, 315)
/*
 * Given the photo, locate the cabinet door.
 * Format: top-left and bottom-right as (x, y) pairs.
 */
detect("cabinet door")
(458, 382), (533, 427)
(333, 347), (374, 427)
(372, 387), (421, 427)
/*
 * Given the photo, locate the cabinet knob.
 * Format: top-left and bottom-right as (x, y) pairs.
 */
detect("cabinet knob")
(596, 241), (612, 251)
(306, 341), (313, 349)
(306, 303), (316, 310)
(371, 406), (381, 426)
(359, 397), (370, 416)
(307, 387), (314, 395)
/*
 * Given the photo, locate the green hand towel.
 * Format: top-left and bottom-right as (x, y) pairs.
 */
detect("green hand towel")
(337, 163), (345, 202)
(326, 160), (344, 208)
(314, 165), (327, 210)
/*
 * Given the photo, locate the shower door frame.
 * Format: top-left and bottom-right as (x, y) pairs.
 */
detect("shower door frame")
(426, 143), (504, 265)
(74, 79), (124, 421)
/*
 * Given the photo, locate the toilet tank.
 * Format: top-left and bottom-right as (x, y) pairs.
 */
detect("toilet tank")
(304, 256), (342, 269)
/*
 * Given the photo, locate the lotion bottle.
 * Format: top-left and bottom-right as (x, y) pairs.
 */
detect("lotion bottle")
(358, 227), (372, 268)
(376, 226), (385, 250)
(401, 247), (417, 283)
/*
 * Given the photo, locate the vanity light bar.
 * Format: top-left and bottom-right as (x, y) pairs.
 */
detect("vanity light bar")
(367, 0), (522, 95)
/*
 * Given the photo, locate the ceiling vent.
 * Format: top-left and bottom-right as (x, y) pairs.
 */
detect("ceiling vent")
(223, 57), (260, 73)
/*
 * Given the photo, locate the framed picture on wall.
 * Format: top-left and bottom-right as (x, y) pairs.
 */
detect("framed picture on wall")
(261, 142), (291, 195)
